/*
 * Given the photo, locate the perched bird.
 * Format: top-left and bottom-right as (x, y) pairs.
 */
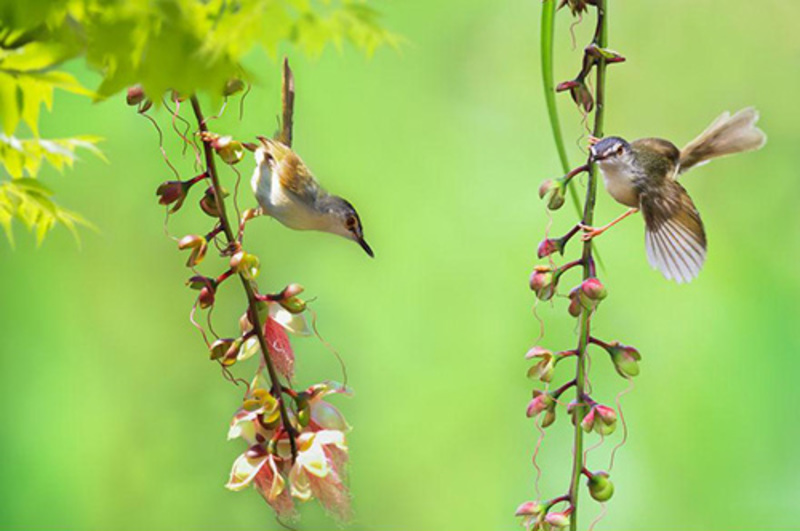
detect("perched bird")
(251, 136), (373, 257)
(586, 108), (766, 283)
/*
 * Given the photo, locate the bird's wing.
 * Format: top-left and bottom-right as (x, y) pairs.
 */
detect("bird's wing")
(261, 138), (321, 202)
(640, 181), (707, 284)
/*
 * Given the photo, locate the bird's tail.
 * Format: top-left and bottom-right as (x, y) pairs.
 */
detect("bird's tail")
(679, 107), (766, 173)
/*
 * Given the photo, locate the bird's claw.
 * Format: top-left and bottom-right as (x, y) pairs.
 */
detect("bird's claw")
(578, 223), (604, 241)
(587, 135), (601, 146)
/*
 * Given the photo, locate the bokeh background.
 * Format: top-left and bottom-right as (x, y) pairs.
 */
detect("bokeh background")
(2, 0), (799, 529)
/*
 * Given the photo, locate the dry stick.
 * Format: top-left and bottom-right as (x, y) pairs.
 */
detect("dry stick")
(189, 85), (298, 462)
(568, 2), (608, 530)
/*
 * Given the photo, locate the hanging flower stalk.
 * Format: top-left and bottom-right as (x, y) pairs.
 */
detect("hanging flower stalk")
(142, 59), (353, 522)
(518, 2), (638, 530)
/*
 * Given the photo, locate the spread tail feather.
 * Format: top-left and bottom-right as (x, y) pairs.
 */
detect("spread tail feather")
(641, 182), (707, 284)
(679, 107), (766, 173)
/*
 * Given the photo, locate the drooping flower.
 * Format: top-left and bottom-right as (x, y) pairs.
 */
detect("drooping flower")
(288, 430), (352, 521)
(580, 404), (617, 435)
(526, 347), (556, 383)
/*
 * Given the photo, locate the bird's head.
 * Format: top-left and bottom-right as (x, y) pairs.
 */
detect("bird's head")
(316, 196), (374, 257)
(589, 136), (633, 167)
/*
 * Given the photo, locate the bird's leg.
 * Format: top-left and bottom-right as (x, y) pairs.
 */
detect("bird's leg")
(579, 208), (639, 241)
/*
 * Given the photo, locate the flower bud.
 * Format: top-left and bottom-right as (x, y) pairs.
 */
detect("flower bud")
(198, 285), (216, 309)
(201, 132), (244, 165)
(529, 266), (559, 301)
(515, 501), (544, 517)
(187, 275), (216, 291)
(537, 237), (564, 259)
(580, 404), (617, 435)
(156, 181), (188, 211)
(126, 85), (145, 106)
(607, 341), (641, 378)
(199, 186), (228, 217)
(538, 179), (567, 211)
(281, 283), (304, 299)
(526, 390), (555, 418)
(568, 288), (583, 317)
(178, 234), (208, 267)
(587, 471), (615, 502)
(230, 250), (260, 280)
(545, 511), (571, 529)
(570, 82), (594, 113)
(279, 296), (306, 315)
(580, 277), (607, 301)
(224, 78), (245, 96)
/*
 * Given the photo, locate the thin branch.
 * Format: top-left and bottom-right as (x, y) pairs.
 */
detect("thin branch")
(189, 94), (298, 462)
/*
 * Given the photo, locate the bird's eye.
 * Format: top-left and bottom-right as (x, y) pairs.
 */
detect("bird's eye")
(616, 145), (624, 156)
(346, 216), (357, 229)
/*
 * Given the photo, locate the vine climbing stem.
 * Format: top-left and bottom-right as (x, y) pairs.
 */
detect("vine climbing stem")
(188, 60), (299, 461)
(568, 2), (608, 530)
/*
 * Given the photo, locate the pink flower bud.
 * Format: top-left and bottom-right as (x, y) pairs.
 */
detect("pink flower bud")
(526, 390), (555, 419)
(580, 404), (617, 435)
(545, 510), (571, 528)
(580, 277), (607, 301)
(281, 283), (304, 299)
(529, 266), (558, 301)
(537, 237), (564, 259)
(515, 501), (544, 517)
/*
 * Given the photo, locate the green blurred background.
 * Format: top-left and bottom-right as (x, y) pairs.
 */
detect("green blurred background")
(2, 0), (799, 529)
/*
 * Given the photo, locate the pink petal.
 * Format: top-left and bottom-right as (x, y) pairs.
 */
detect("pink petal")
(264, 317), (295, 379)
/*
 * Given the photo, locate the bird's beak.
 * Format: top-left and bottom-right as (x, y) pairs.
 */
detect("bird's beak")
(589, 146), (601, 162)
(357, 237), (374, 258)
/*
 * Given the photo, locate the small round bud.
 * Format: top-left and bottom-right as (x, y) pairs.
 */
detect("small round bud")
(587, 471), (615, 502)
(608, 341), (641, 378)
(529, 266), (559, 301)
(580, 277), (607, 301)
(126, 85), (145, 106)
(526, 390), (555, 418)
(156, 180), (188, 211)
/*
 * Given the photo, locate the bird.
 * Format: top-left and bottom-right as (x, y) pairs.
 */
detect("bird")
(250, 136), (373, 257)
(585, 107), (766, 283)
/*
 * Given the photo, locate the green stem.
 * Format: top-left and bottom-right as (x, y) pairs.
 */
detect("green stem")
(541, 0), (582, 216)
(568, 2), (608, 530)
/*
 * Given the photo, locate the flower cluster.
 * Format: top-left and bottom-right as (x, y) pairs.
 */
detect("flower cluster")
(145, 60), (352, 522)
(519, 1), (637, 529)
(226, 380), (352, 521)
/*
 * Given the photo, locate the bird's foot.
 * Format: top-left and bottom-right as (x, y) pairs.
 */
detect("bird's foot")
(587, 135), (601, 146)
(578, 223), (606, 241)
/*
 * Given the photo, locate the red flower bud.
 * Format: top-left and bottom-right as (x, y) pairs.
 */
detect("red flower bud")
(198, 286), (216, 309)
(126, 85), (145, 106)
(530, 266), (559, 301)
(537, 237), (564, 259)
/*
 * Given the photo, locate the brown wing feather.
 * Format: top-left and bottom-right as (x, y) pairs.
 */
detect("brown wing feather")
(261, 138), (320, 200)
(640, 181), (707, 283)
